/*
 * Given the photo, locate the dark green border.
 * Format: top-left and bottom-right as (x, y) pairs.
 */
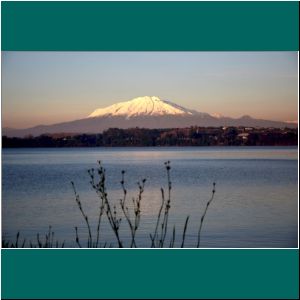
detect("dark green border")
(1, 1), (299, 51)
(2, 249), (299, 299)
(1, 1), (299, 299)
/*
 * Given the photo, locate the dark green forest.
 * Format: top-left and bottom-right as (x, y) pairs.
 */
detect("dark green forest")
(2, 126), (297, 148)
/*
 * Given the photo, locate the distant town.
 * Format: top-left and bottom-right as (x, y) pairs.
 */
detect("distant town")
(2, 126), (297, 147)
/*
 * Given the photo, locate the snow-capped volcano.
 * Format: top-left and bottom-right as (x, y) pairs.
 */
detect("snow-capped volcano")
(88, 96), (197, 118)
(3, 96), (297, 137)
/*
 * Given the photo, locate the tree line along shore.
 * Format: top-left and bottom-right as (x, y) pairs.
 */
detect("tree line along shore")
(2, 126), (297, 148)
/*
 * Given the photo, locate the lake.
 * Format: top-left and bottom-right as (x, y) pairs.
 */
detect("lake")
(1, 146), (298, 248)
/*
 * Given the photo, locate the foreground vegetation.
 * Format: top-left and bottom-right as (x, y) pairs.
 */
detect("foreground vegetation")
(3, 126), (297, 147)
(3, 161), (216, 248)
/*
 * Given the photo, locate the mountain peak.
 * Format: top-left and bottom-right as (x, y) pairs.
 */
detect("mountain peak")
(88, 96), (197, 118)
(210, 113), (226, 119)
(135, 95), (161, 102)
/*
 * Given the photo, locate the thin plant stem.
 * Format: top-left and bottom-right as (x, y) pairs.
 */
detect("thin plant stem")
(75, 226), (82, 248)
(181, 216), (189, 248)
(71, 181), (93, 247)
(169, 225), (176, 248)
(150, 188), (165, 248)
(197, 183), (216, 248)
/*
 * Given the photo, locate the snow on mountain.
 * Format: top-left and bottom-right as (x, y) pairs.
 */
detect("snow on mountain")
(88, 96), (197, 119)
(210, 113), (225, 119)
(3, 96), (297, 137)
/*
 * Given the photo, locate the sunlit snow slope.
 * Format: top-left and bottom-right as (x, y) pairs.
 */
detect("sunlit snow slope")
(88, 96), (198, 118)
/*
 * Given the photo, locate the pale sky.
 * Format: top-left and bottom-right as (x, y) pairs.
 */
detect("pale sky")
(2, 51), (298, 129)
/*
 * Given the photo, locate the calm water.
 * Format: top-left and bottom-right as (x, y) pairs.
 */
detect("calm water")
(2, 147), (298, 248)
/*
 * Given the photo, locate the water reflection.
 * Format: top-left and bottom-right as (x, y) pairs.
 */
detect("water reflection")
(2, 147), (298, 247)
